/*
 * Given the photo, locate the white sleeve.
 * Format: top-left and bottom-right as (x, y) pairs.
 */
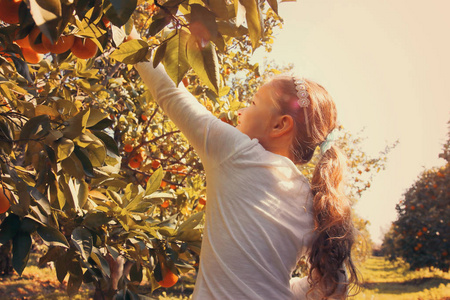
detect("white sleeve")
(135, 61), (252, 167)
(290, 276), (309, 299)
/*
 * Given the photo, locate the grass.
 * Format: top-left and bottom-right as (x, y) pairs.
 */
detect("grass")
(350, 256), (450, 300)
(1, 254), (449, 299)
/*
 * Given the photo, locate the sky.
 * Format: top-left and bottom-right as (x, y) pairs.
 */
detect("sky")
(253, 0), (450, 244)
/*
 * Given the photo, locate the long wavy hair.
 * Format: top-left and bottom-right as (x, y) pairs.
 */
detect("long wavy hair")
(269, 76), (360, 299)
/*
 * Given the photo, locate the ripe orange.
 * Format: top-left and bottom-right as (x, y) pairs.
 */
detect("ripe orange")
(417, 231), (423, 237)
(15, 35), (31, 48)
(182, 77), (189, 87)
(124, 144), (133, 153)
(151, 160), (161, 169)
(410, 205), (415, 210)
(0, 186), (11, 214)
(160, 181), (167, 188)
(28, 27), (50, 54)
(42, 34), (75, 54)
(141, 114), (148, 121)
(161, 200), (169, 208)
(128, 156), (141, 169)
(21, 47), (43, 64)
(199, 197), (206, 205)
(101, 17), (111, 28)
(71, 37), (98, 59)
(0, 0), (21, 24)
(422, 227), (427, 232)
(157, 266), (178, 288)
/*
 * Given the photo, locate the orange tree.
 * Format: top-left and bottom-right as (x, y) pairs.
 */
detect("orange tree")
(382, 130), (449, 271)
(0, 0), (396, 298)
(0, 0), (283, 298)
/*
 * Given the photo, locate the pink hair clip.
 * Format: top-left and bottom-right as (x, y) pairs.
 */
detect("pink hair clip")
(293, 77), (311, 137)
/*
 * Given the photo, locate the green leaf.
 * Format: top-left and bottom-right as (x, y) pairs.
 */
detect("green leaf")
(91, 247), (110, 277)
(20, 115), (51, 140)
(208, 0), (229, 19)
(67, 273), (83, 297)
(189, 4), (219, 45)
(110, 39), (149, 64)
(240, 0), (263, 49)
(146, 167), (164, 196)
(62, 109), (90, 139)
(217, 20), (248, 37)
(73, 147), (95, 177)
(148, 15), (171, 37)
(29, 186), (51, 216)
(12, 231), (32, 275)
(54, 137), (75, 162)
(187, 37), (220, 94)
(176, 211), (204, 234)
(86, 108), (108, 128)
(104, 0), (138, 27)
(83, 212), (110, 228)
(93, 131), (119, 156)
(0, 214), (21, 245)
(266, 0), (278, 14)
(28, 0), (62, 43)
(162, 29), (191, 86)
(36, 224), (70, 248)
(20, 216), (41, 233)
(153, 42), (167, 69)
(87, 118), (113, 130)
(71, 227), (93, 261)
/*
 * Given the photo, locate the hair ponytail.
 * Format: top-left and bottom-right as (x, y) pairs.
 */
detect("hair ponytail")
(308, 145), (359, 299)
(268, 76), (360, 299)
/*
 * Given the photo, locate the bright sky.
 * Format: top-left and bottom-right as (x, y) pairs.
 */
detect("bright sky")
(254, 0), (450, 244)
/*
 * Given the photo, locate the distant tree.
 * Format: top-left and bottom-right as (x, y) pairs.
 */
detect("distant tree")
(382, 126), (449, 271)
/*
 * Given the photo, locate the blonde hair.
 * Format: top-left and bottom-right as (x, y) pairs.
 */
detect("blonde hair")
(269, 76), (359, 299)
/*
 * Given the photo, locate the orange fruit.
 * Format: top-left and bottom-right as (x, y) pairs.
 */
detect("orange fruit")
(124, 144), (133, 153)
(182, 77), (188, 87)
(0, 0), (21, 24)
(128, 156), (141, 169)
(28, 27), (50, 54)
(102, 17), (111, 28)
(71, 37), (98, 59)
(42, 34), (75, 54)
(161, 200), (169, 208)
(0, 186), (11, 214)
(21, 47), (43, 64)
(160, 181), (167, 188)
(199, 197), (206, 205)
(422, 227), (427, 232)
(410, 205), (415, 210)
(151, 160), (160, 169)
(141, 114), (148, 121)
(15, 35), (31, 48)
(157, 266), (178, 288)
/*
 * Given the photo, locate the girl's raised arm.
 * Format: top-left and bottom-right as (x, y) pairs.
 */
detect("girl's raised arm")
(135, 61), (251, 167)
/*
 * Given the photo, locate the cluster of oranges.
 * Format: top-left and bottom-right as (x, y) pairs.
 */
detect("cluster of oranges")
(0, 0), (99, 64)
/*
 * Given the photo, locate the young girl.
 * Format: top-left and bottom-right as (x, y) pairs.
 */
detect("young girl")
(135, 61), (359, 299)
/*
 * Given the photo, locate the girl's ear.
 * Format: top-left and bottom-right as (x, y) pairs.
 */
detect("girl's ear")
(271, 114), (294, 138)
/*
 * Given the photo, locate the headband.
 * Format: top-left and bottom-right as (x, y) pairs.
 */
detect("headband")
(293, 77), (311, 137)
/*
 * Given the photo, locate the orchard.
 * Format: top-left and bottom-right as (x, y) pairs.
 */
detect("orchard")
(0, 0), (392, 298)
(382, 130), (449, 272)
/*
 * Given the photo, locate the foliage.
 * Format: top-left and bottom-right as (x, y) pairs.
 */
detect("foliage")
(0, 0), (396, 298)
(0, 0), (283, 298)
(382, 128), (449, 272)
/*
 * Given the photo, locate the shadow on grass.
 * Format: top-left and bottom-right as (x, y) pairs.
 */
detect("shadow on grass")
(362, 277), (450, 294)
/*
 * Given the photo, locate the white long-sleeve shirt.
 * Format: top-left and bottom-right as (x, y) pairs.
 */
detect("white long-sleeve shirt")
(135, 61), (315, 299)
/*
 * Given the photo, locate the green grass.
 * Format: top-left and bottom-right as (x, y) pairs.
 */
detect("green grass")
(350, 256), (450, 300)
(1, 254), (449, 299)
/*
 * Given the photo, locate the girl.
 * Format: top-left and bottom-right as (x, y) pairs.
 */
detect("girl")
(135, 61), (359, 299)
